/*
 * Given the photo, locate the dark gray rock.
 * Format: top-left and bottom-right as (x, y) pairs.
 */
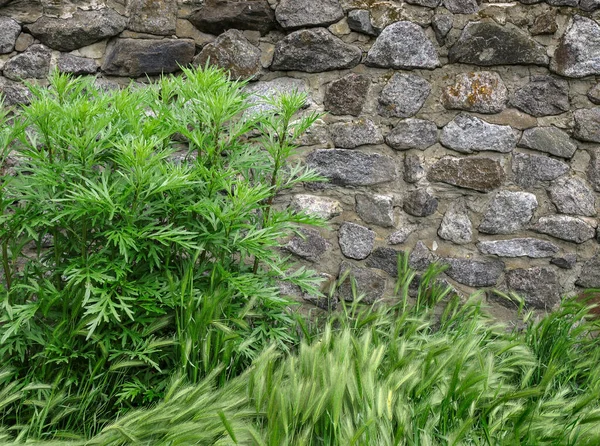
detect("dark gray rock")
(272, 28), (361, 72)
(0, 76), (30, 106)
(479, 191), (538, 235)
(365, 21), (439, 69)
(386, 119), (438, 151)
(127, 0), (177, 35)
(427, 156), (505, 192)
(512, 152), (569, 188)
(188, 0), (276, 35)
(548, 177), (596, 217)
(195, 30), (261, 80)
(275, 0), (344, 29)
(551, 16), (600, 78)
(432, 14), (453, 44)
(347, 9), (378, 36)
(443, 0), (478, 14)
(404, 154), (425, 183)
(409, 241), (436, 270)
(306, 149), (397, 186)
(440, 114), (515, 154)
(587, 147), (600, 192)
(449, 21), (549, 66)
(442, 71), (507, 114)
(551, 254), (577, 269)
(574, 108), (600, 143)
(518, 127), (577, 159)
(533, 215), (596, 243)
(286, 228), (331, 262)
(0, 17), (20, 54)
(477, 238), (559, 258)
(546, 0), (578, 5)
(57, 54), (97, 75)
(102, 39), (195, 77)
(444, 258), (504, 287)
(576, 253), (600, 288)
(338, 222), (375, 260)
(587, 83), (600, 104)
(330, 120), (383, 149)
(388, 224), (419, 244)
(377, 73), (431, 118)
(25, 8), (126, 52)
(367, 247), (404, 277)
(506, 267), (560, 310)
(581, 0), (600, 10)
(403, 189), (438, 217)
(291, 194), (342, 220)
(355, 193), (394, 227)
(510, 76), (569, 117)
(438, 201), (472, 244)
(245, 78), (308, 116)
(530, 11), (558, 35)
(407, 0), (441, 7)
(324, 73), (370, 116)
(337, 261), (386, 303)
(3, 44), (50, 80)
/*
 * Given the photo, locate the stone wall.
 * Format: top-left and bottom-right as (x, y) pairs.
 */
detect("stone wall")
(3, 0), (600, 312)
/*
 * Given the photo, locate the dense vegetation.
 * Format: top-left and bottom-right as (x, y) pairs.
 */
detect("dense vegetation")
(0, 69), (599, 445)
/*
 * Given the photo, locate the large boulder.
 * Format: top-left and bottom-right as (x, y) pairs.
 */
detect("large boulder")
(188, 0), (276, 36)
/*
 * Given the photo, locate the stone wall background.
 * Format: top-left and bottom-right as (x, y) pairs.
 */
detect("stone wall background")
(3, 0), (600, 313)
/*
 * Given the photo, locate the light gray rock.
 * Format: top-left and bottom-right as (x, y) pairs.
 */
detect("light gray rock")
(366, 247), (404, 277)
(291, 194), (342, 220)
(588, 83), (600, 104)
(286, 228), (331, 262)
(195, 30), (261, 80)
(377, 73), (431, 118)
(386, 119), (438, 151)
(355, 193), (394, 227)
(409, 241), (436, 270)
(440, 114), (516, 154)
(404, 154), (425, 183)
(329, 120), (383, 149)
(127, 0), (177, 35)
(506, 267), (560, 310)
(245, 78), (308, 116)
(574, 108), (600, 143)
(0, 17), (20, 54)
(271, 28), (361, 72)
(533, 215), (596, 243)
(512, 152), (569, 188)
(276, 0), (344, 29)
(403, 189), (438, 217)
(551, 253), (577, 269)
(188, 0), (276, 35)
(337, 261), (386, 303)
(338, 222), (375, 260)
(438, 201), (472, 244)
(510, 76), (569, 117)
(479, 191), (538, 235)
(347, 9), (378, 36)
(3, 44), (50, 80)
(0, 76), (31, 106)
(587, 147), (600, 192)
(441, 71), (507, 114)
(518, 127), (577, 159)
(57, 54), (97, 75)
(388, 224), (419, 244)
(324, 73), (370, 116)
(477, 238), (559, 258)
(365, 21), (439, 69)
(443, 0), (478, 14)
(444, 258), (504, 287)
(551, 16), (600, 78)
(432, 14), (453, 44)
(428, 156), (505, 192)
(548, 177), (596, 217)
(576, 253), (600, 288)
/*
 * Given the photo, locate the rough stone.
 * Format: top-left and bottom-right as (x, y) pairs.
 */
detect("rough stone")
(581, 0), (600, 10)
(548, 177), (596, 217)
(347, 9), (378, 36)
(576, 253), (600, 288)
(443, 0), (478, 14)
(25, 8), (126, 52)
(366, 247), (404, 277)
(588, 147), (600, 192)
(444, 258), (504, 287)
(551, 253), (577, 269)
(271, 28), (361, 72)
(275, 0), (344, 29)
(14, 32), (33, 52)
(377, 73), (431, 118)
(551, 16), (600, 78)
(479, 191), (538, 235)
(337, 261), (386, 303)
(0, 76), (30, 106)
(306, 149), (397, 186)
(588, 83), (600, 105)
(388, 224), (419, 244)
(449, 21), (549, 66)
(477, 238), (559, 258)
(329, 120), (383, 149)
(509, 76), (569, 117)
(440, 114), (516, 154)
(512, 152), (569, 188)
(406, 0), (441, 7)
(102, 38), (195, 77)
(0, 17), (20, 54)
(127, 0), (177, 35)
(404, 154), (425, 183)
(403, 189), (438, 217)
(530, 11), (558, 35)
(442, 72), (508, 114)
(188, 0), (276, 36)
(3, 44), (50, 80)
(324, 73), (370, 116)
(298, 124), (330, 147)
(438, 201), (472, 244)
(574, 108), (600, 143)
(386, 119), (438, 151)
(409, 241), (436, 270)
(518, 127), (577, 158)
(506, 267), (560, 310)
(57, 54), (97, 75)
(285, 228), (330, 262)
(245, 78), (308, 116)
(194, 30), (261, 80)
(432, 14), (453, 44)
(338, 222), (375, 260)
(428, 156), (505, 192)
(365, 21), (439, 69)
(533, 215), (596, 243)
(355, 193), (394, 227)
(291, 194), (342, 220)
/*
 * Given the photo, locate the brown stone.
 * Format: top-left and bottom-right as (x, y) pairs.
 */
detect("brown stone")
(427, 156), (505, 192)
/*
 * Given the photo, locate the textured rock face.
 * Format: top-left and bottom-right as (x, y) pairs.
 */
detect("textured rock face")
(338, 222), (375, 260)
(477, 238), (559, 258)
(275, 0), (344, 29)
(551, 16), (600, 78)
(195, 30), (261, 80)
(3, 44), (50, 80)
(444, 258), (504, 287)
(244, 78), (308, 115)
(576, 253), (600, 288)
(388, 224), (418, 244)
(548, 177), (596, 217)
(479, 191), (538, 235)
(409, 241), (436, 270)
(337, 262), (386, 303)
(378, 73), (431, 118)
(188, 0), (275, 35)
(444, 0), (478, 14)
(512, 152), (569, 188)
(533, 215), (596, 243)
(127, 0), (177, 35)
(324, 73), (370, 116)
(518, 127), (577, 158)
(347, 9), (378, 36)
(0, 76), (30, 106)
(438, 201), (472, 244)
(432, 14), (453, 43)
(506, 267), (560, 309)
(403, 189), (438, 217)
(366, 21), (439, 69)
(291, 195), (342, 220)
(57, 54), (97, 75)
(428, 156), (505, 192)
(574, 108), (600, 143)
(0, 17), (20, 54)
(510, 76), (569, 117)
(286, 228), (330, 262)
(355, 193), (394, 227)
(329, 120), (383, 149)
(442, 72), (508, 114)
(386, 119), (438, 150)
(588, 147), (600, 192)
(404, 154), (425, 183)
(272, 28), (361, 72)
(440, 114), (516, 153)
(366, 247), (404, 277)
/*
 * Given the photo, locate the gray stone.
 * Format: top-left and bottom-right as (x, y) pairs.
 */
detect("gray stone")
(0, 76), (30, 106)
(548, 177), (596, 217)
(286, 228), (330, 262)
(574, 108), (600, 143)
(291, 194), (342, 220)
(386, 119), (438, 151)
(14, 32), (34, 52)
(441, 71), (508, 114)
(443, 0), (478, 14)
(533, 215), (596, 243)
(324, 73), (370, 116)
(477, 238), (559, 258)
(587, 83), (600, 104)
(57, 54), (97, 75)
(440, 114), (516, 154)
(530, 11), (558, 35)
(518, 127), (577, 159)
(25, 8), (126, 52)
(546, 0), (578, 5)
(506, 267), (560, 310)
(581, 0), (600, 10)
(329, 119), (383, 149)
(347, 9), (378, 36)
(245, 78), (308, 116)
(510, 76), (569, 117)
(404, 154), (425, 183)
(428, 156), (505, 192)
(551, 254), (577, 269)
(409, 241), (436, 270)
(587, 147), (600, 192)
(275, 0), (344, 29)
(0, 17), (20, 54)
(366, 247), (404, 277)
(102, 39), (195, 77)
(479, 191), (538, 235)
(432, 14), (452, 44)
(365, 21), (439, 69)
(449, 21), (549, 66)
(551, 16), (600, 78)
(194, 30), (261, 80)
(188, 0), (276, 36)
(438, 201), (472, 244)
(388, 224), (419, 244)
(272, 28), (361, 72)
(298, 124), (330, 147)
(356, 193), (394, 227)
(512, 152), (569, 188)
(127, 0), (177, 35)
(377, 73), (431, 118)
(306, 149), (397, 186)
(444, 258), (504, 287)
(407, 0), (441, 7)
(576, 253), (600, 288)
(338, 222), (375, 260)
(337, 261), (386, 303)
(3, 44), (50, 80)
(403, 189), (438, 217)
